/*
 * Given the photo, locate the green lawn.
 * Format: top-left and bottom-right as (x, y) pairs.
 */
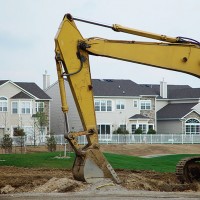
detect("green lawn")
(0, 152), (199, 173)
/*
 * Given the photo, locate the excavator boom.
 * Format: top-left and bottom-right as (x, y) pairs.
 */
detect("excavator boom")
(55, 13), (200, 184)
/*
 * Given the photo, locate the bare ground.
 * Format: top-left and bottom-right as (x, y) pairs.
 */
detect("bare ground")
(1, 144), (200, 194)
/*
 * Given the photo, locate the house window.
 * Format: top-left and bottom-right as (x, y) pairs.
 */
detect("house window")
(12, 102), (18, 114)
(101, 100), (106, 111)
(36, 102), (44, 113)
(140, 100), (151, 110)
(131, 124), (137, 134)
(95, 100), (112, 112)
(148, 124), (154, 130)
(116, 100), (125, 110)
(0, 97), (8, 112)
(97, 124), (111, 135)
(95, 100), (100, 111)
(133, 100), (138, 108)
(131, 124), (147, 134)
(120, 124), (126, 131)
(139, 124), (147, 134)
(185, 119), (200, 134)
(21, 102), (31, 114)
(107, 100), (112, 111)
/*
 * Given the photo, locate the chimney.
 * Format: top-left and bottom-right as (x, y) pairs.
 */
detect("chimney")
(160, 79), (167, 98)
(43, 70), (50, 90)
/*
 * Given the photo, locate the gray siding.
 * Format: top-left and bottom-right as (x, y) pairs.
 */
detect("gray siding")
(45, 81), (83, 135)
(157, 120), (182, 134)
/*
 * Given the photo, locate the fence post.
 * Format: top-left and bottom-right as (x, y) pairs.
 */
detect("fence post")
(182, 134), (183, 144)
(192, 134), (194, 144)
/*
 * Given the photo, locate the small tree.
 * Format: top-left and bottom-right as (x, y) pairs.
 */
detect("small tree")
(147, 128), (156, 134)
(33, 112), (48, 144)
(113, 127), (129, 135)
(1, 134), (12, 154)
(134, 127), (143, 134)
(13, 127), (26, 154)
(46, 135), (57, 152)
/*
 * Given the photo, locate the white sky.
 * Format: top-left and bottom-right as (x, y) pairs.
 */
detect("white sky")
(1, 0), (200, 88)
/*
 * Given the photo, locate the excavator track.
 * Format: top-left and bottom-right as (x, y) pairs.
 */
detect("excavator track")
(176, 156), (200, 183)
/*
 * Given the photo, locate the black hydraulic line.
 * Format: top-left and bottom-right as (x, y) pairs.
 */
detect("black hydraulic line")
(66, 13), (113, 29)
(65, 13), (200, 46)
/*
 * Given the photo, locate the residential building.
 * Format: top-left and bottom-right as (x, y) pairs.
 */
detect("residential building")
(45, 79), (158, 136)
(46, 78), (200, 136)
(0, 80), (51, 141)
(143, 82), (200, 134)
(92, 79), (157, 136)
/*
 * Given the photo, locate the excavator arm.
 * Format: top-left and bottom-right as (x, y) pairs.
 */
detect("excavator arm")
(55, 13), (200, 184)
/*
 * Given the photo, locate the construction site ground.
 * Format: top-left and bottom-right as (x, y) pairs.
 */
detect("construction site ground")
(1, 144), (200, 197)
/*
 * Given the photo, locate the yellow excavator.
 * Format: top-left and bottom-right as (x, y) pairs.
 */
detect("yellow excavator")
(55, 13), (200, 184)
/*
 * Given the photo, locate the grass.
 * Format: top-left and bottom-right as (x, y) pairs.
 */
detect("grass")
(0, 152), (74, 169)
(105, 153), (200, 172)
(0, 152), (199, 173)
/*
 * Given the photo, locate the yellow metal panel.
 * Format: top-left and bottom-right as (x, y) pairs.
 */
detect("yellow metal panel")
(84, 39), (200, 78)
(55, 18), (97, 138)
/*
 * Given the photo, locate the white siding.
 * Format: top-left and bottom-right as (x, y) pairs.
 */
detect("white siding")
(96, 97), (141, 133)
(156, 100), (168, 111)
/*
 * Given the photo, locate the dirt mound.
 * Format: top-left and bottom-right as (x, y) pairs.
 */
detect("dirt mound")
(33, 177), (84, 193)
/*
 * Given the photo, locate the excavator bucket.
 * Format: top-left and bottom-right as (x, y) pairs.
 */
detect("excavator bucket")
(72, 149), (121, 184)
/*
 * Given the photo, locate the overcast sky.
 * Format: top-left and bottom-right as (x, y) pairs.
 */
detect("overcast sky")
(1, 0), (200, 88)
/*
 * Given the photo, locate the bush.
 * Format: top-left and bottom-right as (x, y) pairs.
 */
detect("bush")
(113, 127), (129, 135)
(46, 136), (57, 152)
(13, 127), (26, 154)
(1, 134), (12, 153)
(134, 128), (143, 134)
(147, 128), (156, 134)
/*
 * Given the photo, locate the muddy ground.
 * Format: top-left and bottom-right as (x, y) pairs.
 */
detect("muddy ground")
(1, 144), (200, 194)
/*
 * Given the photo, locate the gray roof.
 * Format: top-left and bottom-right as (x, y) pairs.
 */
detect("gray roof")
(15, 82), (51, 99)
(140, 84), (192, 98)
(0, 80), (9, 86)
(129, 114), (149, 119)
(11, 91), (32, 99)
(92, 79), (157, 97)
(168, 88), (200, 99)
(0, 80), (51, 100)
(140, 84), (200, 99)
(157, 103), (197, 120)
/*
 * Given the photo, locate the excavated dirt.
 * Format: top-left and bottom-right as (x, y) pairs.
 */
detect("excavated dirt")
(1, 144), (200, 194)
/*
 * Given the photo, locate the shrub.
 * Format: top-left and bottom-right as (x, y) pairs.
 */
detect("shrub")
(113, 127), (129, 135)
(134, 128), (143, 134)
(147, 128), (156, 134)
(46, 136), (57, 152)
(13, 127), (26, 154)
(1, 134), (12, 153)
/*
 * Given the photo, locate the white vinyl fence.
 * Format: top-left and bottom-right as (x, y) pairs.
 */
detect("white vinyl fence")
(1, 134), (200, 146)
